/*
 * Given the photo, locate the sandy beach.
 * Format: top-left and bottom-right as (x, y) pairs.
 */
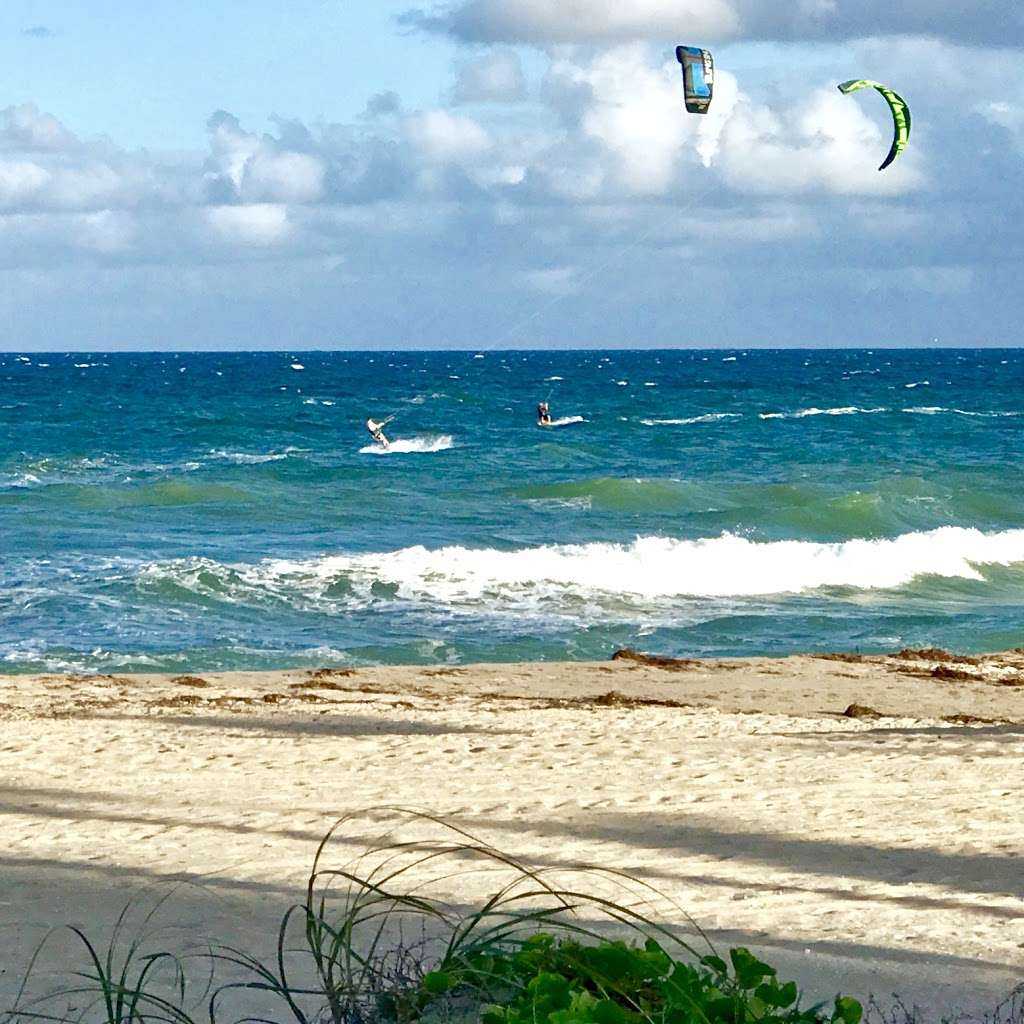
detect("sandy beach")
(1, 649), (1022, 1017)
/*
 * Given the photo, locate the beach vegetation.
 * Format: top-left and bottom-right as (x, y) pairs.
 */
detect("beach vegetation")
(6, 809), (966, 1024)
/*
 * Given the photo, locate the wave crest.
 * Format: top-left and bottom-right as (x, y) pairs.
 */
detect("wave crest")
(135, 528), (1024, 614)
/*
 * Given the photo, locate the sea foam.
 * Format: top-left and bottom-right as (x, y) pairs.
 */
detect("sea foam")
(359, 435), (454, 455)
(138, 527), (1024, 609)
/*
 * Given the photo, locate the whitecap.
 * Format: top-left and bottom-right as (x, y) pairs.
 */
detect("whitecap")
(207, 449), (291, 465)
(642, 413), (741, 426)
(759, 407), (886, 420)
(359, 435), (454, 455)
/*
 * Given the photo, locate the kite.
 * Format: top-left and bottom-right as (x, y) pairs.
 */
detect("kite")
(676, 46), (714, 115)
(837, 79), (911, 171)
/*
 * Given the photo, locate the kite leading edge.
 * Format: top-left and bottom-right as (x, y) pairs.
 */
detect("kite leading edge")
(837, 79), (911, 171)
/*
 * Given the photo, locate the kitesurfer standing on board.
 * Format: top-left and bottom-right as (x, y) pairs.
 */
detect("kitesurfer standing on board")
(537, 401), (551, 426)
(366, 417), (391, 449)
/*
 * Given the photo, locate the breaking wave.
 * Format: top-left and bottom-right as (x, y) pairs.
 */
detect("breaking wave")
(134, 528), (1024, 613)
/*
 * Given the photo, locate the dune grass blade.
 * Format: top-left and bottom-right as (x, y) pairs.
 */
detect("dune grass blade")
(8, 893), (202, 1024)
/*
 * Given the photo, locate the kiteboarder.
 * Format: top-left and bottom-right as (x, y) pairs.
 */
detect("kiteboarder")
(537, 401), (552, 426)
(366, 417), (391, 449)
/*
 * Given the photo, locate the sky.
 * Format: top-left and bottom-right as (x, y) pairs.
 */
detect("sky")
(0, 0), (1022, 350)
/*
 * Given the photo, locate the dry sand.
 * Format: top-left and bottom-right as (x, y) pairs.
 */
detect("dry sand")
(1, 649), (1023, 1017)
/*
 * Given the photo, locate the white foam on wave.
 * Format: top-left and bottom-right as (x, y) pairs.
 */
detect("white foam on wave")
(759, 407), (887, 420)
(642, 413), (741, 426)
(541, 416), (585, 428)
(359, 435), (454, 455)
(903, 407), (1020, 418)
(138, 527), (1024, 612)
(207, 448), (295, 465)
(527, 496), (593, 512)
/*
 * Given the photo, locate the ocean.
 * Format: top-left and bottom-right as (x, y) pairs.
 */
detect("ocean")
(2, 348), (1023, 673)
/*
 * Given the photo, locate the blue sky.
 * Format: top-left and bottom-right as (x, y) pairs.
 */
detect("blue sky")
(1, 1), (1022, 349)
(0, 2), (462, 149)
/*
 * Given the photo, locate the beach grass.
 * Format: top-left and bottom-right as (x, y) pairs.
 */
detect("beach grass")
(4, 810), (1019, 1024)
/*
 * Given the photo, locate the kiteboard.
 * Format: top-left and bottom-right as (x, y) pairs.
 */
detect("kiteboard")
(538, 416), (585, 428)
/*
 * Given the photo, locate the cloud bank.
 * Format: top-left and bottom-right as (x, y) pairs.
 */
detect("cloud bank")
(402, 0), (1024, 46)
(0, 24), (1021, 348)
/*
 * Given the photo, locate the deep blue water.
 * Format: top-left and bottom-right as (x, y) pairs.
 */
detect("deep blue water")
(2, 349), (1024, 672)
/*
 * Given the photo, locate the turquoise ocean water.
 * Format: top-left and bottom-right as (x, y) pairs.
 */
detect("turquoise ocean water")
(2, 349), (1024, 673)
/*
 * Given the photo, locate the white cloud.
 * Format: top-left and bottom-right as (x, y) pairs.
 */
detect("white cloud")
(978, 100), (1024, 153)
(244, 150), (325, 203)
(204, 111), (325, 204)
(451, 51), (527, 104)
(523, 265), (579, 294)
(404, 0), (1024, 45)
(712, 84), (925, 195)
(532, 46), (923, 200)
(1, 103), (75, 152)
(207, 203), (290, 246)
(405, 109), (494, 162)
(50, 163), (135, 208)
(903, 265), (974, 296)
(405, 0), (738, 44)
(73, 210), (135, 253)
(2, 30), (1022, 349)
(546, 46), (691, 194)
(0, 156), (141, 212)
(0, 160), (51, 208)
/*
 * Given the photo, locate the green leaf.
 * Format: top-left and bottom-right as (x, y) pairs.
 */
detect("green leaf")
(423, 970), (454, 995)
(701, 955), (729, 976)
(729, 948), (776, 991)
(592, 999), (627, 1024)
(529, 971), (573, 1013)
(753, 979), (799, 1009)
(832, 996), (863, 1024)
(777, 981), (799, 1008)
(705, 994), (739, 1023)
(581, 944), (636, 984)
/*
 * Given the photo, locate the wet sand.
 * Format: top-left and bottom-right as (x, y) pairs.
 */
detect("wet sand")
(1, 650), (1023, 1016)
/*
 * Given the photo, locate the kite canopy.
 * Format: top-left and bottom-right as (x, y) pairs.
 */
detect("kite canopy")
(837, 79), (911, 171)
(676, 46), (714, 115)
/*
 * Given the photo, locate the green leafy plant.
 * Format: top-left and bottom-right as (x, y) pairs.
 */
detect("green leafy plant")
(412, 933), (861, 1024)
(7, 810), (867, 1024)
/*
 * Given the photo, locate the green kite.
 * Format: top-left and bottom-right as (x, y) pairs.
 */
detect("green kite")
(837, 79), (911, 171)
